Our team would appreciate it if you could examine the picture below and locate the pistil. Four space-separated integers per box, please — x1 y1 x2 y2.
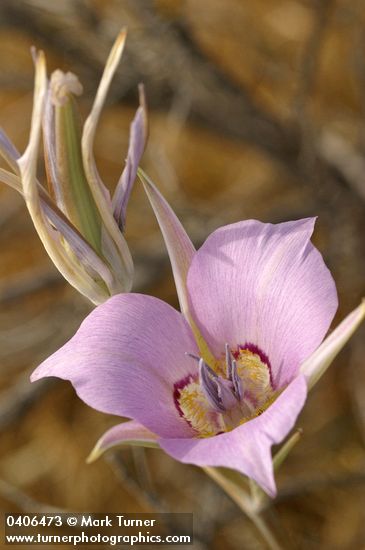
176 343 274 437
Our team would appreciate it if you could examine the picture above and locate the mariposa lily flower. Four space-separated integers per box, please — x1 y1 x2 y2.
30 174 365 496
0 30 147 304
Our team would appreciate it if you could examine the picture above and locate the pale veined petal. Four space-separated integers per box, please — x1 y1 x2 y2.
31 293 198 438
187 218 338 388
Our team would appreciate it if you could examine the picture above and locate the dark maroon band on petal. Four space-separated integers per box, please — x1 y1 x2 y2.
173 374 196 419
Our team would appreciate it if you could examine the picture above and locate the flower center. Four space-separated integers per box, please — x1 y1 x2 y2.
174 344 276 437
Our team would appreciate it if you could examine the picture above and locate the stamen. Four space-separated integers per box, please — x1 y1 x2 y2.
199 359 225 412
225 343 233 380
215 377 237 410
231 359 243 401
225 344 243 403
185 352 201 363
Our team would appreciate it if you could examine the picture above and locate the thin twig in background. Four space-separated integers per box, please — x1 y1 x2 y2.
318 131 365 202
0 375 54 432
262 468 365 509
352 5 365 153
293 0 333 174
0 478 67 512
131 447 156 499
105 451 166 513
0 268 63 305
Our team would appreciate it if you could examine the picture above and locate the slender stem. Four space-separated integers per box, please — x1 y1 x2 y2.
249 477 266 510
204 467 283 550
245 510 283 550
273 429 302 470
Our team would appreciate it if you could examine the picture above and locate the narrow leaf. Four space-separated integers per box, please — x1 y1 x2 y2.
301 301 365 390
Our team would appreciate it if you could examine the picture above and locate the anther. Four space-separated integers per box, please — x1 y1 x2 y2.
199 359 225 411
231 359 243 401
225 343 233 380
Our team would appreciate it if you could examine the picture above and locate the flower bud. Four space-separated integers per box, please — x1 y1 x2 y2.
0 30 147 305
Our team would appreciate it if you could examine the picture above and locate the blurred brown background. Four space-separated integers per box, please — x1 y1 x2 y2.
0 1 365 548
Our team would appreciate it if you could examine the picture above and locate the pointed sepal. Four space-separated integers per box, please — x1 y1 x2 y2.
86 420 159 463
301 301 365 390
138 168 195 319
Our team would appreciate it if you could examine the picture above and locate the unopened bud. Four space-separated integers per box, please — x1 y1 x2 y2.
46 69 102 252
50 70 83 106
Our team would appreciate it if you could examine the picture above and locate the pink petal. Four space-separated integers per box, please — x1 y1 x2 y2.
160 374 307 496
31 294 198 438
187 218 338 388
87 420 159 463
